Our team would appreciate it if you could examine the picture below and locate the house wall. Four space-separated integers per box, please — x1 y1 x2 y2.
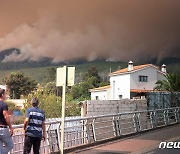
106 88 111 100
157 71 166 81
110 74 130 99
91 90 108 100
130 67 159 90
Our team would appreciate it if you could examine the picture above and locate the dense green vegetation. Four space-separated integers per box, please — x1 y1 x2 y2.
24 92 80 118
154 73 180 92
4 72 37 99
0 60 127 85
67 67 109 101
2 65 112 118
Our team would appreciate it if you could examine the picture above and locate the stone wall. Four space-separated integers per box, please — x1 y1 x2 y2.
83 99 147 117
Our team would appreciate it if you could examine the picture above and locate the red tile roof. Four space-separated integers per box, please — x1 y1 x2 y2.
130 89 168 93
109 64 161 76
130 89 153 93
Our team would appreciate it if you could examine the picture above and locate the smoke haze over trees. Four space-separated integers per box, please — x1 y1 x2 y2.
0 0 180 64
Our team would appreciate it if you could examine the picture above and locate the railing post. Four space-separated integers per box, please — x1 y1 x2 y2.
167 109 170 124
154 111 157 127
47 124 54 153
133 114 137 132
117 116 122 136
137 113 141 131
178 108 180 122
163 110 167 125
175 108 180 122
112 116 121 137
150 112 153 128
150 111 157 128
91 118 96 142
85 119 91 143
174 109 178 122
133 113 140 132
163 109 169 125
112 116 118 136
57 122 61 151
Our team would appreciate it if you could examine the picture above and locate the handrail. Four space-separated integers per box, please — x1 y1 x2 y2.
11 107 180 153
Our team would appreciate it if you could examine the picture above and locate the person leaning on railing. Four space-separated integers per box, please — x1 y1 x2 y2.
23 97 46 154
0 88 14 153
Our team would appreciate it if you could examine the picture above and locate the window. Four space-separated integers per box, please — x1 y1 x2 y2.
119 95 122 99
95 96 99 100
139 76 148 82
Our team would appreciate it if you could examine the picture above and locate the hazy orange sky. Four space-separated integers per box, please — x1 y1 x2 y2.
0 0 180 63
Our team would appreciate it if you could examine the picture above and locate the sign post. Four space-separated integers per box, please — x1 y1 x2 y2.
56 66 75 154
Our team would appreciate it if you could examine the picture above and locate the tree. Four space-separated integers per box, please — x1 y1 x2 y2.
44 81 62 95
83 67 101 86
3 72 37 99
67 66 105 101
24 92 80 118
154 73 180 92
44 67 56 83
68 77 97 101
98 81 110 87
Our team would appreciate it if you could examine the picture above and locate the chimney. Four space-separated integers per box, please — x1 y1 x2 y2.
161 64 166 73
128 61 133 71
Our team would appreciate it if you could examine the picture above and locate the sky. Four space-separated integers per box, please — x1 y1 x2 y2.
0 0 180 63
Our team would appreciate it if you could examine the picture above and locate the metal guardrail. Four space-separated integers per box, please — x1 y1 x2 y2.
11 107 180 153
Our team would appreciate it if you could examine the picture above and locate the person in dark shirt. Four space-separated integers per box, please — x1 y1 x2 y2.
23 97 46 154
0 88 13 154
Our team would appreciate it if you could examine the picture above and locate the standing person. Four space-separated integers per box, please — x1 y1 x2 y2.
0 88 13 154
23 97 46 154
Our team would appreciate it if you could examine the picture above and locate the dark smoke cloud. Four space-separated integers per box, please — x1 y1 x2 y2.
0 0 180 63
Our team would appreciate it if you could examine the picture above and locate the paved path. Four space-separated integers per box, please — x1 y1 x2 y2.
70 124 180 154
144 139 180 154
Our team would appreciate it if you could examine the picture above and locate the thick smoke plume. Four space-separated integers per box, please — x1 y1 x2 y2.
0 0 180 63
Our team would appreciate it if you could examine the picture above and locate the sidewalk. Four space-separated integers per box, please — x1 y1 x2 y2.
71 123 180 154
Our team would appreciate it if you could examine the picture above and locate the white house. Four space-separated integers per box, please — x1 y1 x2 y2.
90 61 166 100
89 85 111 100
0 85 25 108
0 85 7 90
